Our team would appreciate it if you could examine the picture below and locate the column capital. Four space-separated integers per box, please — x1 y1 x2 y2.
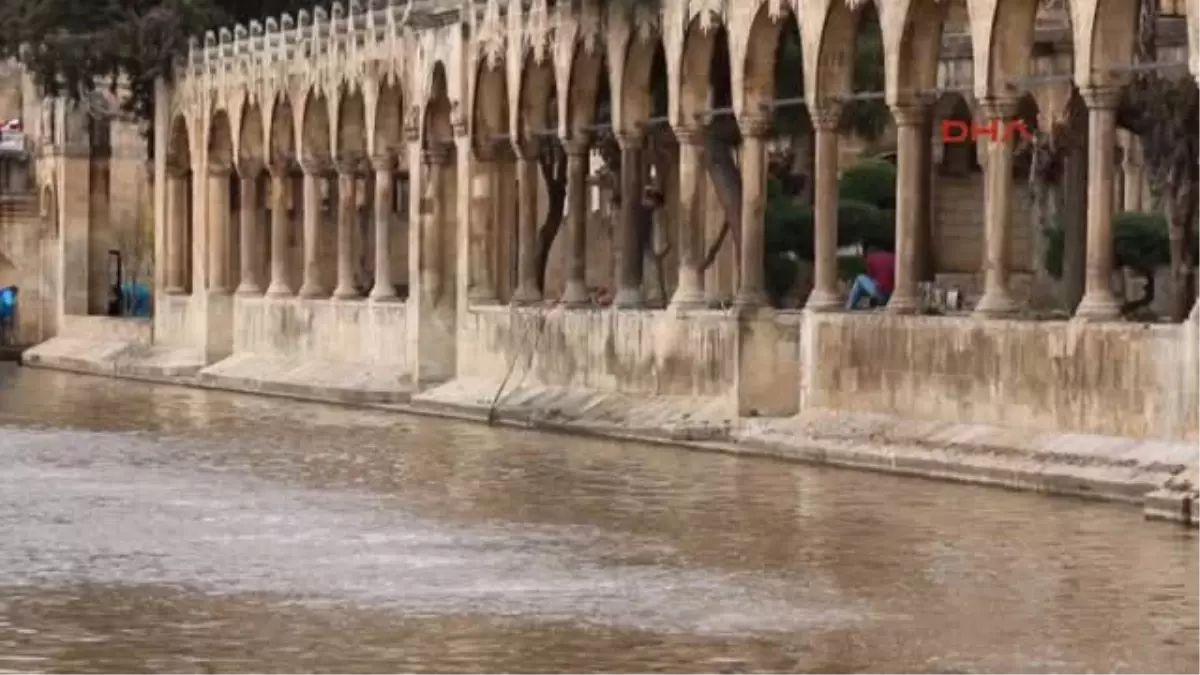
889 99 930 127
473 139 502 163
370 153 394 172
673 125 705 147
238 158 264 178
563 133 591 157
978 96 1020 121
267 159 296 178
1079 85 1123 110
298 156 331 176
166 160 190 178
513 136 541 161
423 141 453 166
335 153 367 176
738 115 771 139
616 129 644 150
809 101 843 131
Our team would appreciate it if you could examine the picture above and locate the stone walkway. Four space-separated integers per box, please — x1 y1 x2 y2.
20 335 1199 525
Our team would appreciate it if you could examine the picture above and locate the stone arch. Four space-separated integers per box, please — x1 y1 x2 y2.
564 43 607 135
375 78 404 157
169 113 192 172
239 102 266 166
890 0 953 105
809 0 881 104
167 113 194 294
517 52 557 141
269 93 295 164
425 62 453 144
742 4 802 113
979 0 1077 98
1076 0 1139 89
300 89 331 161
473 58 509 148
620 33 667 129
337 85 367 160
680 16 734 124
208 108 234 169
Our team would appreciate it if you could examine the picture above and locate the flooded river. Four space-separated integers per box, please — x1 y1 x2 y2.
0 364 1195 673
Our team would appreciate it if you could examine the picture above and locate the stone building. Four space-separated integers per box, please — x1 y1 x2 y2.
0 62 155 346
23 0 1200 448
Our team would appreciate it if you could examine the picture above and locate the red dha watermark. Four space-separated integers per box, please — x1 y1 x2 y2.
941 118 1034 144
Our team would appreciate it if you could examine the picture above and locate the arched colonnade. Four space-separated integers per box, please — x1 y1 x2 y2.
159 0 1199 321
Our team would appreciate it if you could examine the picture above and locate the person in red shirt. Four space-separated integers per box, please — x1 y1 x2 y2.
846 241 895 310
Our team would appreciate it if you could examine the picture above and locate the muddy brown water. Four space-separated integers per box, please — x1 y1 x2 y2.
0 364 1195 673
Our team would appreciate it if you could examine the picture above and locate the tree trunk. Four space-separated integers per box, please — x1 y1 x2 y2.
534 143 568 294
1121 266 1156 315
1167 187 1197 320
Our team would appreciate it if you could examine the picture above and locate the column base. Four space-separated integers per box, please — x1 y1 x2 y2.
297 284 326 299
333 286 362 301
613 287 643 308
804 288 842 313
265 283 293 298
973 288 1019 318
235 282 262 296
164 286 187 296
885 293 920 314
669 285 705 309
511 284 542 305
369 286 400 302
1074 291 1122 321
468 288 500 305
560 280 589 306
733 288 769 308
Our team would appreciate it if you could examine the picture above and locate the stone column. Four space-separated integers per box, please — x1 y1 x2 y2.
165 165 189 294
511 138 542 304
297 158 327 298
560 135 591 306
466 142 498 304
207 164 232 294
806 104 842 311
614 130 644 307
887 101 927 313
369 153 398 301
735 115 770 308
1075 86 1123 320
236 162 263 294
973 97 1020 318
492 145 516 300
423 141 452 303
333 156 362 300
265 161 292 297
915 110 934 282
671 125 705 308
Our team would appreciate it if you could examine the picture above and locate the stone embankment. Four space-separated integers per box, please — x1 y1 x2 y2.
22 329 1199 527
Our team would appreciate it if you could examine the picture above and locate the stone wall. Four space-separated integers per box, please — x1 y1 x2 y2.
232 296 409 372
457 306 739 400
58 313 151 345
803 312 1199 440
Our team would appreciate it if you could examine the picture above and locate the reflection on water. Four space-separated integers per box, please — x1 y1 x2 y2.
0 364 1195 673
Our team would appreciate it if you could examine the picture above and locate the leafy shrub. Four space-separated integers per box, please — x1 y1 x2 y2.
838 158 896 211
1043 211 1171 279
765 195 814 260
837 198 892 249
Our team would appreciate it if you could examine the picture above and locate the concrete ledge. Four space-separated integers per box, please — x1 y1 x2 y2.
734 411 1194 508
22 337 204 378
412 377 735 441
198 353 412 405
18 355 1197 527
